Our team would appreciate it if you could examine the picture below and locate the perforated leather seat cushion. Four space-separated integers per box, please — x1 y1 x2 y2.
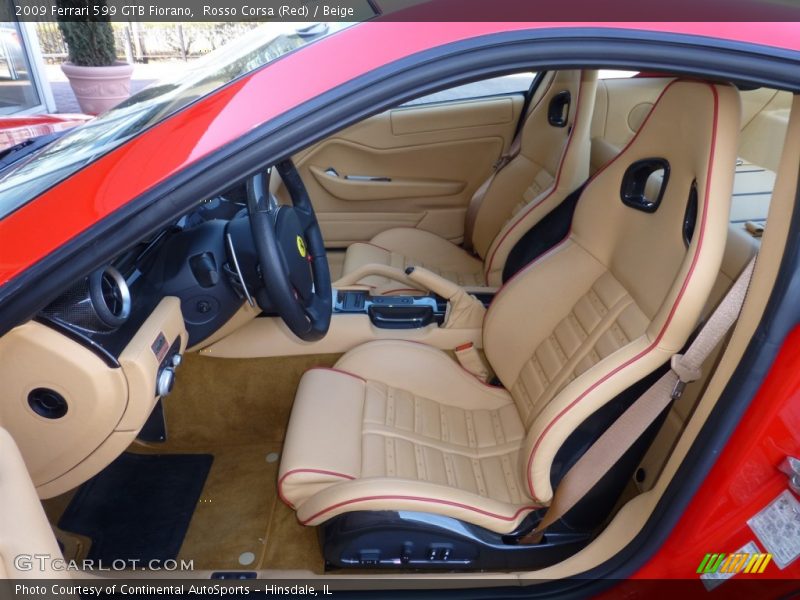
279 341 541 532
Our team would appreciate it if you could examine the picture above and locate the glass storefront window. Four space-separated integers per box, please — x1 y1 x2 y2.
0 21 41 114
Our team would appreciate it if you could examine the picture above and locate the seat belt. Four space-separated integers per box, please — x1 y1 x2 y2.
519 256 757 545
462 139 520 252
463 72 555 252
454 342 491 382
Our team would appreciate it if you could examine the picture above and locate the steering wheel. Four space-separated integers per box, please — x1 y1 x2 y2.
247 159 331 341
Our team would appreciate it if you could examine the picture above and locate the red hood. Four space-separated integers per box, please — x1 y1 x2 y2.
0 114 91 151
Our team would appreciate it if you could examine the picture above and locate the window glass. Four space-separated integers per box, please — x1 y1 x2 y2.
0 22 351 220
598 69 639 79
403 72 536 106
0 22 41 114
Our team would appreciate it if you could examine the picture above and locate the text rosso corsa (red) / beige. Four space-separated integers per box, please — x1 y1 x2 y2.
202 5 356 17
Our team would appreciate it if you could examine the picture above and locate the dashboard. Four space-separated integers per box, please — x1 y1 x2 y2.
0 191 261 498
38 192 255 366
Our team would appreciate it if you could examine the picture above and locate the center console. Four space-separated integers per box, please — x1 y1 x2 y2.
334 290 492 329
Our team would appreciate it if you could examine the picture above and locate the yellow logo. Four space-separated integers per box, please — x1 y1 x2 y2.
697 552 772 575
296 235 307 258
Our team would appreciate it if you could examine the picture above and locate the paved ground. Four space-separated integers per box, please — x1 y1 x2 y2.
45 61 191 113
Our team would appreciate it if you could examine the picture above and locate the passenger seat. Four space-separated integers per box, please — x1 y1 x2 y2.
336 70 599 291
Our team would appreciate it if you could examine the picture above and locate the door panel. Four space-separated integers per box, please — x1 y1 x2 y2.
291 95 524 247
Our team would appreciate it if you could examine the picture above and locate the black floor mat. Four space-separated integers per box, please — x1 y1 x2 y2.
59 452 213 563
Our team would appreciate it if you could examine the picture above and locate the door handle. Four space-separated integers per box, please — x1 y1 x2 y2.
344 174 392 182
310 165 464 200
322 167 391 182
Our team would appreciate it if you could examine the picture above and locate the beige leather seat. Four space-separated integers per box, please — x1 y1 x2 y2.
280 81 740 533
338 70 599 291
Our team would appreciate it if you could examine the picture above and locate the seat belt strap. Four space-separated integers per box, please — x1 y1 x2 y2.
454 342 490 382
519 256 756 544
462 133 522 253
463 72 556 252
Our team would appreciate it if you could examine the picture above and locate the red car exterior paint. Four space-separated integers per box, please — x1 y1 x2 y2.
630 326 800 587
1 22 799 286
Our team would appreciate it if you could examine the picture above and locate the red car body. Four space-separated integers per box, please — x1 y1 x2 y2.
0 15 798 592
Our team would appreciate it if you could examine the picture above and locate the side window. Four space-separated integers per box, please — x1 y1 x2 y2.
403 72 537 107
598 70 639 79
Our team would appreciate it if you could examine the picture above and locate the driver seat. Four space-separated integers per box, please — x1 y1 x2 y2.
278 81 740 535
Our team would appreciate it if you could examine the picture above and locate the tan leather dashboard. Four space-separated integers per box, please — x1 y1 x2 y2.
0 297 187 498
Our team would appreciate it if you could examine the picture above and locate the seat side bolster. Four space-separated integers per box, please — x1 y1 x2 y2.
295 478 541 534
524 338 669 503
0 428 63 577
482 72 598 285
278 368 366 509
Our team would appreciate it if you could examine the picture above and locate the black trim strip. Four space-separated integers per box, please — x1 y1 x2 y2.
34 315 121 369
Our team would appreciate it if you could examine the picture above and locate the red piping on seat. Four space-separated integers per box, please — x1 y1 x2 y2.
483 80 686 324
526 81 721 500
483 75 586 280
300 495 540 526
299 81 722 522
278 469 356 510
485 80 686 334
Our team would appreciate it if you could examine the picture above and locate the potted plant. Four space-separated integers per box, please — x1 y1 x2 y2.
57 9 133 115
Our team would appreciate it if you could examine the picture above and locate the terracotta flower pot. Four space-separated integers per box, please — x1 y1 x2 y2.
60 61 134 115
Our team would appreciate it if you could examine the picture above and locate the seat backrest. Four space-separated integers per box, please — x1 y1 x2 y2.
471 70 598 285
482 80 741 503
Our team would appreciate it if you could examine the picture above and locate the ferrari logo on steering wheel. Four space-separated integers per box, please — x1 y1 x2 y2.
296 235 307 258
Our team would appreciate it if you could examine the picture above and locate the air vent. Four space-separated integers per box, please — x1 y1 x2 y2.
28 388 68 419
101 271 124 315
89 266 131 329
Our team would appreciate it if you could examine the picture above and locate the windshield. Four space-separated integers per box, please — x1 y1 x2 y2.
0 22 349 220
